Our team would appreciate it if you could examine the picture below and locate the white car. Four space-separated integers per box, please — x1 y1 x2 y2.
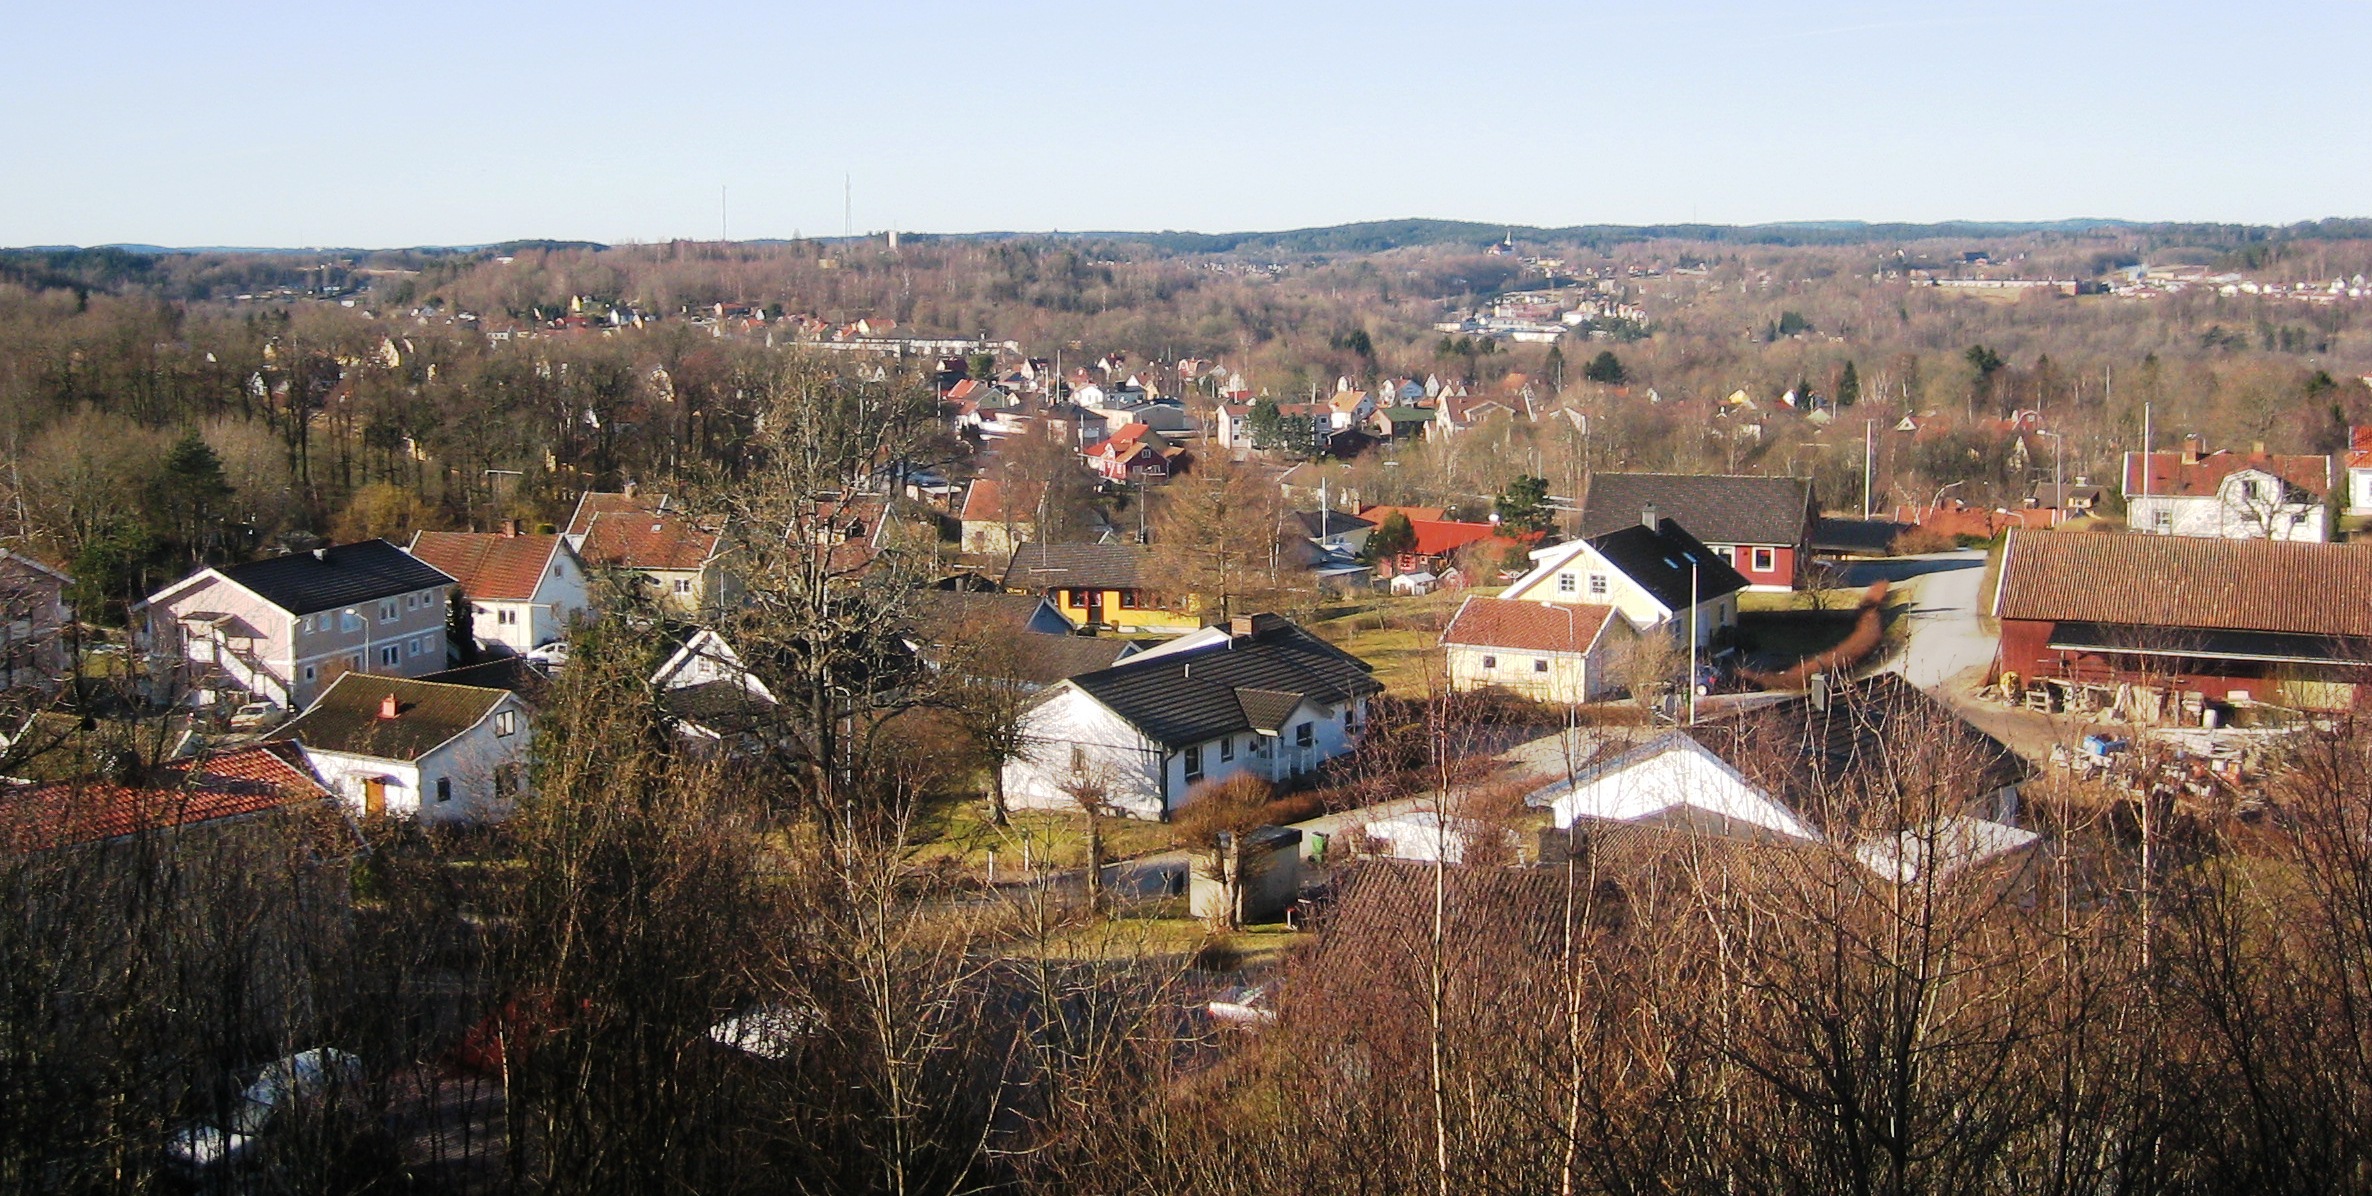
227 701 285 732
165 1048 363 1171
523 641 570 668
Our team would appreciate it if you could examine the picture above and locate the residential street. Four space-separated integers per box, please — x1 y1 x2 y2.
1836 550 1996 689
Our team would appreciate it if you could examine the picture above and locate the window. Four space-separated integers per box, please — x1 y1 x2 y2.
494 764 518 796
473 605 489 617
673 578 693 595
1344 706 1359 735
497 609 518 626
435 777 452 803
1119 589 1141 609
494 709 519 737
350 654 364 672
1294 723 1315 748
2241 479 2262 500
2152 509 2172 530
1482 654 1498 669
341 611 362 633
407 638 421 657
379 645 401 667
302 664 317 683
1184 744 1204 781
379 600 398 622
1219 737 1235 762
1751 547 1776 573
405 593 418 610
1070 745 1087 774
1588 573 1608 596
1534 658 1550 673
1557 573 1576 594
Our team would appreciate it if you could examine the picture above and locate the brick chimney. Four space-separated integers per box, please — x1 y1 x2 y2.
2181 435 2205 466
500 519 520 537
378 693 401 720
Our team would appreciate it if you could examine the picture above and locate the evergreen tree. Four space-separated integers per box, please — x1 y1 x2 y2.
1363 511 1417 564
151 432 234 567
1495 475 1554 534
1583 350 1628 385
1836 360 1861 407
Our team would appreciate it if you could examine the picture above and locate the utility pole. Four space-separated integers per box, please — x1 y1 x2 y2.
1686 563 1699 728
1863 418 1875 520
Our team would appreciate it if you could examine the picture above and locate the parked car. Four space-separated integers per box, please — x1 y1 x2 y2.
227 701 285 732
164 1048 363 1172
523 641 569 668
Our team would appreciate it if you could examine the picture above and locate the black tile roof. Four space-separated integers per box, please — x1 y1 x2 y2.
1585 519 1751 610
1288 510 1376 539
279 673 509 762
1062 617 1381 749
1577 473 1813 547
1811 517 1913 555
219 540 455 616
1001 542 1150 591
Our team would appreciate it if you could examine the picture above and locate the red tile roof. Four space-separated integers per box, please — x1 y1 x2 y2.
960 478 1046 523
2123 448 2331 498
1357 505 1448 523
577 512 722 572
0 743 333 853
1441 597 1617 653
1992 528 2372 638
408 531 569 602
565 490 669 537
2349 426 2372 470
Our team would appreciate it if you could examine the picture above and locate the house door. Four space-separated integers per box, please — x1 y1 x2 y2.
361 776 386 818
1078 590 1102 624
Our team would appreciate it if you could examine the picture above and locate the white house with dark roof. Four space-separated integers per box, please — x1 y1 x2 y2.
1500 513 1747 648
278 673 531 823
141 541 457 709
1001 614 1382 818
1574 473 1816 591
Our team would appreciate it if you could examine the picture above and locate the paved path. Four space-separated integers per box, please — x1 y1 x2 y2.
1840 550 1996 690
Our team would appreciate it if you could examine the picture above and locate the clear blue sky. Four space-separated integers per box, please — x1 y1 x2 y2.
9 1 2368 247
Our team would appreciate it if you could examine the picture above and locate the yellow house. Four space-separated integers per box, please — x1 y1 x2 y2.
1001 543 1202 636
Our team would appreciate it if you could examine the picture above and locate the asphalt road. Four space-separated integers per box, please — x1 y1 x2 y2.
1838 550 1997 691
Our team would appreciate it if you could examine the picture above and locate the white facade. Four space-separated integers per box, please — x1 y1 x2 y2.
2127 467 2329 541
299 695 532 825
1442 622 1634 705
1530 733 1817 839
1502 542 1736 649
1002 682 1367 820
143 573 454 708
2351 463 2372 517
472 557 590 655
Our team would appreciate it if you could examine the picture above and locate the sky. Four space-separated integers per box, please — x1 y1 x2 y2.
7 1 2369 248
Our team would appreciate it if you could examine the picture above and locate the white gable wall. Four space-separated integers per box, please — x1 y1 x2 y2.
1503 543 1733 648
1540 738 1816 840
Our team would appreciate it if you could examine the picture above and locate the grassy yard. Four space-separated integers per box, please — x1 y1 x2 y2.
909 793 1179 872
1305 587 1494 696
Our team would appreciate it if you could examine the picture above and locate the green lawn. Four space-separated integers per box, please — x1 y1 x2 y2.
909 793 1179 872
1306 587 1493 696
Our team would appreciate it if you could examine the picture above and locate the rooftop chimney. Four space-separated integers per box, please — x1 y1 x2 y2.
2181 435 2205 466
312 547 328 561
1230 615 1256 637
1641 501 1659 530
622 480 639 498
378 693 401 720
1809 672 1830 712
500 519 520 537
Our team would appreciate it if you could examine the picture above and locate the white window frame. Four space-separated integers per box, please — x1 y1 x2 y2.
1183 744 1204 782
495 709 518 737
1534 658 1550 673
1557 573 1576 594
379 600 399 622
1588 573 1608 596
379 645 401 667
1219 737 1235 763
1751 546 1776 573
1481 654 1498 669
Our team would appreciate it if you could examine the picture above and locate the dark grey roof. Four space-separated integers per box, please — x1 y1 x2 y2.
1288 510 1375 539
279 674 507 762
1586 519 1751 609
1578 473 1813 547
1063 616 1381 749
1001 542 1149 591
422 657 550 697
1811 517 1913 555
218 540 454 616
